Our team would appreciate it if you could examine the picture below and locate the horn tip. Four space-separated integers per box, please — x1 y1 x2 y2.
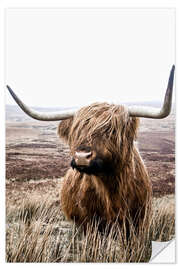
171 65 175 74
168 65 175 90
6 85 12 92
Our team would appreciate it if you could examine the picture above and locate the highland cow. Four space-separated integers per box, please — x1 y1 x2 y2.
58 103 152 236
7 66 175 238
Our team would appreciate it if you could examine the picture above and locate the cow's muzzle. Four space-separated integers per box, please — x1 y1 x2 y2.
70 152 110 175
74 151 92 166
71 151 93 174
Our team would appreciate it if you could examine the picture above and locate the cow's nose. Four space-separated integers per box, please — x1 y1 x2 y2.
74 151 92 166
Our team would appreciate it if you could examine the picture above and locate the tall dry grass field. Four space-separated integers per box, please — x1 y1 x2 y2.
6 195 175 263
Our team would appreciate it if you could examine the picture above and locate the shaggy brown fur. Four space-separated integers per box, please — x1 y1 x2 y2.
58 103 152 235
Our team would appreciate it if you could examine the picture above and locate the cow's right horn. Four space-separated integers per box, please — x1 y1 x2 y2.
6 85 77 121
128 65 175 119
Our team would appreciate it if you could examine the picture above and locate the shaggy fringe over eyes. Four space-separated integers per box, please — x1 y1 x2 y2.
68 103 140 155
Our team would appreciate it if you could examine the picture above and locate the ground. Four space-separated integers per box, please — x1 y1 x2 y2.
5 105 175 262
6 105 175 206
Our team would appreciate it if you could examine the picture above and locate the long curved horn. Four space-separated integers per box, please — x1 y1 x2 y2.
128 65 175 118
6 85 77 121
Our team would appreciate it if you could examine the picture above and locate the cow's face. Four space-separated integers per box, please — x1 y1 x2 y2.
58 103 139 175
70 139 114 175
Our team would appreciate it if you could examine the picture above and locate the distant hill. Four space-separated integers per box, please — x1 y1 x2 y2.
6 102 175 122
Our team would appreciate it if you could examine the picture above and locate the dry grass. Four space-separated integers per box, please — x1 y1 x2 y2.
6 195 175 263
151 196 175 241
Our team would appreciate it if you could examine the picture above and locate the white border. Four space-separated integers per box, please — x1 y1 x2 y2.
0 6 5 265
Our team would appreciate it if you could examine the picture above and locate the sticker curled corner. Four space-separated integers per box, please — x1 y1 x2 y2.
150 239 175 263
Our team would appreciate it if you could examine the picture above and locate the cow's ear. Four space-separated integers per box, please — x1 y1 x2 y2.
58 117 74 143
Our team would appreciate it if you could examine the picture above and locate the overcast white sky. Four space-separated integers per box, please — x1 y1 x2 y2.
5 8 175 108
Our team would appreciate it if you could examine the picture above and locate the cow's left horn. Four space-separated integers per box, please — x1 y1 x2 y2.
6 85 77 121
128 65 175 119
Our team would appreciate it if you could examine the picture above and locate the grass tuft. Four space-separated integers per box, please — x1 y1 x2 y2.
6 196 175 263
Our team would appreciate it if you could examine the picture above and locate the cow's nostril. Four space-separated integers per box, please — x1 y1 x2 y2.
86 152 92 159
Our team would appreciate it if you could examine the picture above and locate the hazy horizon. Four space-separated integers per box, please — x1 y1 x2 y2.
6 99 176 112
